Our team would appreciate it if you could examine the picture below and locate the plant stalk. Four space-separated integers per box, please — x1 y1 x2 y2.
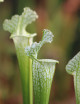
32 59 58 104
13 36 34 104
74 68 80 104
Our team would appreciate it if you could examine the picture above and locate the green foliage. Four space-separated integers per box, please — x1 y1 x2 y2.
32 59 58 104
3 7 38 104
66 52 80 104
66 52 80 75
25 29 54 59
25 29 58 104
3 7 38 37
3 6 58 104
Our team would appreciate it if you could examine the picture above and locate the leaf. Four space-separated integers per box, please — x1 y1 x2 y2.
21 7 38 29
25 29 54 58
66 52 80 75
3 7 38 104
66 51 80 104
42 29 54 43
3 7 38 37
3 15 19 34
33 59 58 104
25 29 58 104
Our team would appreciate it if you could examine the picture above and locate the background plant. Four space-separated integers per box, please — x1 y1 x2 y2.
0 0 80 103
3 7 38 104
66 52 80 104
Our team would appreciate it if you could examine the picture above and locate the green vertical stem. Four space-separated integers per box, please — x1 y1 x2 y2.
74 67 80 104
28 36 33 104
29 58 33 104
32 59 58 104
74 74 78 104
12 35 35 104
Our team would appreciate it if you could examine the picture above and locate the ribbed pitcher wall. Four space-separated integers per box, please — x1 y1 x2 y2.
32 59 58 104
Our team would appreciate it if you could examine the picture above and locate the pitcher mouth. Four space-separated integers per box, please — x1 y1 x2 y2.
10 33 37 39
37 59 59 63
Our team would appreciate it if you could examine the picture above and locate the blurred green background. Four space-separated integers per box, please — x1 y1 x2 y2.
0 0 80 104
